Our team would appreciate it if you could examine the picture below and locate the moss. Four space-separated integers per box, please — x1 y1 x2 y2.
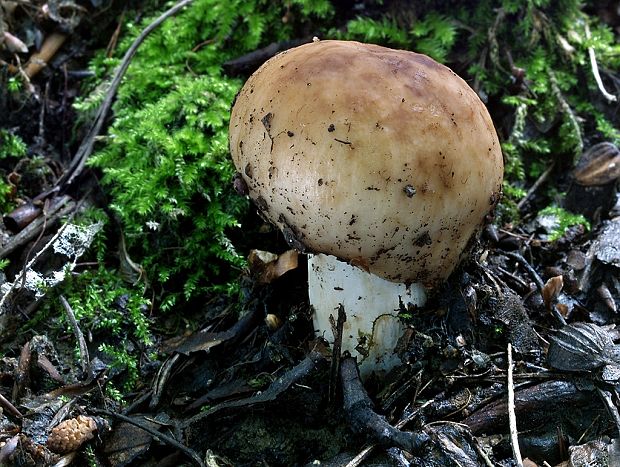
338 12 457 62
82 0 335 306
61 0 618 392
0 129 27 159
79 0 619 305
53 0 338 391
0 129 28 212
538 205 590 241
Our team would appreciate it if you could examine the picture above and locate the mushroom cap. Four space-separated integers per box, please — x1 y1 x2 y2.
229 40 503 286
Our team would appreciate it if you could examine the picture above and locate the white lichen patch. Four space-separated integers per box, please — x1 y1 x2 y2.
53 223 103 259
0 222 103 315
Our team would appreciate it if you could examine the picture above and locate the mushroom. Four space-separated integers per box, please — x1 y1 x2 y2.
229 40 503 378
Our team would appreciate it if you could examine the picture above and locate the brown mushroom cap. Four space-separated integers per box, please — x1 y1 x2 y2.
229 40 503 286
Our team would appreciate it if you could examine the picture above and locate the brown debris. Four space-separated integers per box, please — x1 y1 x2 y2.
462 380 600 435
23 32 67 79
248 249 299 283
564 143 620 221
46 415 97 453
573 142 620 186
542 275 563 310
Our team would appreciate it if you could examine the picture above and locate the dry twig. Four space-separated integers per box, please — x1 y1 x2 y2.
340 357 429 454
0 195 74 259
0 391 22 419
0 206 75 312
507 343 523 467
56 0 195 189
516 161 556 211
23 32 67 79
329 304 346 404
59 295 90 376
345 399 434 467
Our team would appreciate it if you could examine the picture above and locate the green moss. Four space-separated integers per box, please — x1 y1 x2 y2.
339 12 457 62
0 130 28 212
91 75 247 301
83 0 336 305
0 130 27 159
59 267 152 389
538 205 590 241
79 0 618 305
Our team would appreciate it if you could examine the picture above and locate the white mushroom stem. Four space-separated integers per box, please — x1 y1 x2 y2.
308 253 427 379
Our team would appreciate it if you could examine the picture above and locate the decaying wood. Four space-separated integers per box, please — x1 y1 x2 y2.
329 304 346 405
462 380 598 434
340 356 428 454
0 195 74 260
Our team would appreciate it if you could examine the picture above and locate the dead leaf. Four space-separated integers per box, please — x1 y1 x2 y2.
547 322 619 372
542 275 563 310
574 142 620 186
102 417 161 467
248 249 298 283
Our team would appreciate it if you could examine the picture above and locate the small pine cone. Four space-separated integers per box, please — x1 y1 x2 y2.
46 415 97 454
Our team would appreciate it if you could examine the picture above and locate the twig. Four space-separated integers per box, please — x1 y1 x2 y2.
496 266 530 293
502 249 567 326
345 399 434 467
502 251 544 292
0 195 74 259
472 436 496 467
105 9 126 58
585 23 617 103
12 341 30 401
516 161 556 210
20 199 50 291
23 32 67 79
150 354 181 410
549 71 583 158
0 207 75 312
49 399 76 429
94 409 206 467
59 295 90 376
487 8 506 73
507 343 523 467
329 304 346 404
340 357 429 454
0 391 22 419
222 37 311 75
183 352 324 425
345 444 375 467
56 0 195 189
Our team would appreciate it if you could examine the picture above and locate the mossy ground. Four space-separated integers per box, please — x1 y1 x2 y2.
0 0 618 464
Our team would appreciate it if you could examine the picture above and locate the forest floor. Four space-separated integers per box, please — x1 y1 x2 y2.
0 1 620 466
